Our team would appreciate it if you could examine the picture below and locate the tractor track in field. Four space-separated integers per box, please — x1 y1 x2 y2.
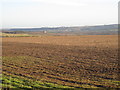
2 35 119 88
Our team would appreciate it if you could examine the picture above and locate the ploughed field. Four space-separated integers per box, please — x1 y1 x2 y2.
2 35 119 88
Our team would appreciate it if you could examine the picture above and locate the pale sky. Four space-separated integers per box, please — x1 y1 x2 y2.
1 0 119 28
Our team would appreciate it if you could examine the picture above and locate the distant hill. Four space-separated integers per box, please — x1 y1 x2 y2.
2 24 118 35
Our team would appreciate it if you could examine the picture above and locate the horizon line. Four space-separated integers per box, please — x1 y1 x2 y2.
1 23 118 29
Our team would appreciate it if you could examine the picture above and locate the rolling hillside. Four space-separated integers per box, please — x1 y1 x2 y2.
2 24 118 35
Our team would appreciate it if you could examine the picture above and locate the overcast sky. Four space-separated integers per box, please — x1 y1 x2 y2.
1 0 119 28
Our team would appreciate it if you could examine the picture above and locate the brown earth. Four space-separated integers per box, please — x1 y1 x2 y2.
2 35 119 88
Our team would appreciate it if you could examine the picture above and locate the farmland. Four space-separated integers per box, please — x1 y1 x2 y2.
2 35 119 89
0 32 34 37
